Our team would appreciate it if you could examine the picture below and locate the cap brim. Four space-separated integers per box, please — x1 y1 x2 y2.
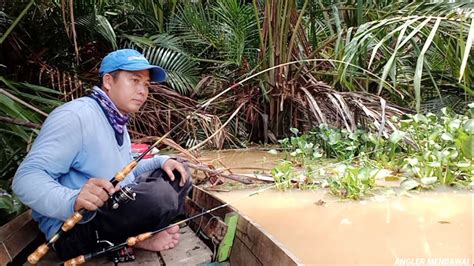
120 63 167 83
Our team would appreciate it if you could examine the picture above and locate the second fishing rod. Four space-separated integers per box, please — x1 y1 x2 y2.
61 185 273 266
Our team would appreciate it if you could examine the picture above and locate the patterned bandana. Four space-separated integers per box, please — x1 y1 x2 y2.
89 86 129 135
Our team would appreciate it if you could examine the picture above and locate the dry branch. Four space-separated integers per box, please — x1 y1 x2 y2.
186 162 254 184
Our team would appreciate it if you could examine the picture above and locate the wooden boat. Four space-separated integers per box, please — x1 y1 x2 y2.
0 186 302 265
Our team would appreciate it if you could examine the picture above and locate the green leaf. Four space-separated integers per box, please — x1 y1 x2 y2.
389 130 407 144
459 17 474 82
464 119 474 133
414 17 441 113
456 161 471 168
140 46 199 94
267 149 278 155
448 119 461 131
77 14 117 49
0 195 13 211
456 131 473 159
413 114 428 124
401 179 420 191
290 128 299 135
441 133 453 141
420 176 437 185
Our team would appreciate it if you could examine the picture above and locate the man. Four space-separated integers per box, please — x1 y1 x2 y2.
12 49 192 260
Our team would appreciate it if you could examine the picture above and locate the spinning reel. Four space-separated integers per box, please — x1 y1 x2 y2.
107 186 136 210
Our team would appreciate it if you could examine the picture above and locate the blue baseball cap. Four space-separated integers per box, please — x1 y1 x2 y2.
99 49 167 83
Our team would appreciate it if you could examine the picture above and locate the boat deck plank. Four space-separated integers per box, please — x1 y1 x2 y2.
160 226 213 266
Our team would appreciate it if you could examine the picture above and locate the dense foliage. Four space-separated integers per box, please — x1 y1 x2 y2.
0 0 473 220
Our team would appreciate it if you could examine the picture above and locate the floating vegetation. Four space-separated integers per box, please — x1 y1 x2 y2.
327 166 376 200
272 104 474 199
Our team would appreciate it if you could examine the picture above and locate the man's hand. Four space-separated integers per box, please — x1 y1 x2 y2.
162 159 188 187
74 178 116 211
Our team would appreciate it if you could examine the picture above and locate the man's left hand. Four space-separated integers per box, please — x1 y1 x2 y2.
162 159 188 187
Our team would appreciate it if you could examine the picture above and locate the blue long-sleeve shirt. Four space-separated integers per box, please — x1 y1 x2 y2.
12 96 169 240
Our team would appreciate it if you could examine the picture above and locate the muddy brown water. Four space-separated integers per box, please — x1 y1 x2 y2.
199 150 473 265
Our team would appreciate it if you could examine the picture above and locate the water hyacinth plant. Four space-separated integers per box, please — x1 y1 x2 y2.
397 106 473 187
278 128 323 165
272 104 474 198
327 166 376 200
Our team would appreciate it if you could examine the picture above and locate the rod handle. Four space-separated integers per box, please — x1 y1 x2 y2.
64 255 86 266
114 160 137 182
27 243 49 264
127 232 152 246
61 211 84 232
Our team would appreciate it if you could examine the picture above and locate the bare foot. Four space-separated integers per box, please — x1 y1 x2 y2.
135 225 180 251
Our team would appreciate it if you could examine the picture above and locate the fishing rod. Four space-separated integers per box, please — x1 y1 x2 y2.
28 88 230 262
62 147 386 265
29 57 394 264
62 185 274 266
27 134 169 264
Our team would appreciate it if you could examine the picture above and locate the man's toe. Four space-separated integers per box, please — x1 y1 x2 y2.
166 225 180 234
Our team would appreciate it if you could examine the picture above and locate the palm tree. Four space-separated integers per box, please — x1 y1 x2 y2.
305 1 474 112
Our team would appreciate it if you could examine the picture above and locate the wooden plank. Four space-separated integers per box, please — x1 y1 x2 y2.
0 210 34 241
0 244 11 265
229 238 262 266
160 226 212 266
131 250 161 265
0 210 41 265
4 219 38 263
235 214 302 266
191 187 303 266
191 187 230 219
184 198 228 243
217 212 238 262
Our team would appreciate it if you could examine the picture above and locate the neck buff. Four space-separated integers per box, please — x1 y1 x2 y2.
89 86 129 145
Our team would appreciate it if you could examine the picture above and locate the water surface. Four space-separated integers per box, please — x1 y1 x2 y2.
201 150 473 265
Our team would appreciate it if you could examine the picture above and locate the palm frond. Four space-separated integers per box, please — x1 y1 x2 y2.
149 34 185 52
338 8 474 108
142 46 199 95
120 33 199 95
0 77 60 183
213 0 259 66
169 2 218 50
76 14 117 49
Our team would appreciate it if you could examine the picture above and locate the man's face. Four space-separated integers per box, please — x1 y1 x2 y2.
102 70 150 114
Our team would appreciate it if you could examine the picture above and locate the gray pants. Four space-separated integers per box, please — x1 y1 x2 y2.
54 168 193 260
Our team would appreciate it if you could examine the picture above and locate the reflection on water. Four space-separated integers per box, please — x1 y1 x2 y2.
201 150 473 265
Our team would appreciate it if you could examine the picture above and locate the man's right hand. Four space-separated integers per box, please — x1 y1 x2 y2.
74 178 115 211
